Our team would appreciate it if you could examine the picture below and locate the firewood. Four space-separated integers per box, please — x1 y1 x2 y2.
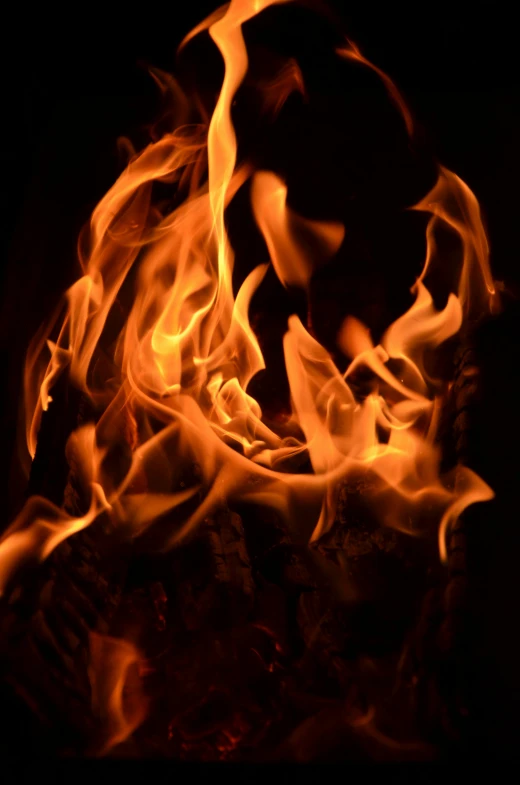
402 333 483 743
242 504 317 591
318 479 401 566
0 382 129 753
173 505 254 632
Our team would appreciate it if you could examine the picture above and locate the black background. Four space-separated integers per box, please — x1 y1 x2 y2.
2 0 520 760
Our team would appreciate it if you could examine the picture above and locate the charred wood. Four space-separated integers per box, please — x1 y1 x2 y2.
0 380 129 754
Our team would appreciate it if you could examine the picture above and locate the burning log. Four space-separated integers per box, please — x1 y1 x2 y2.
451 342 482 465
317 480 401 567
0 520 131 753
437 336 483 732
174 506 255 631
316 478 436 658
0 375 133 753
109 506 294 760
400 331 488 744
240 504 317 593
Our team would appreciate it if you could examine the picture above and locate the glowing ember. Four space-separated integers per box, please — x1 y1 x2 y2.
0 0 498 754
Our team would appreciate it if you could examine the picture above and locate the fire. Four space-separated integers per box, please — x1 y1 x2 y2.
88 632 149 756
1 0 497 753
251 170 345 290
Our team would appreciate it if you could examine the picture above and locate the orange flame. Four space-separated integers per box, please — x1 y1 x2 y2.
413 165 498 319
252 171 345 290
3 0 496 583
88 632 148 755
337 39 414 137
1 0 497 743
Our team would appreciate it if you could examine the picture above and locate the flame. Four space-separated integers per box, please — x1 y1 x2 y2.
337 39 414 137
251 171 345 290
5 0 496 595
88 632 148 755
0 425 109 596
2 0 498 748
256 56 306 119
413 165 498 319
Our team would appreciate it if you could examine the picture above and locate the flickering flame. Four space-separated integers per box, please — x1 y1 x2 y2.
89 632 149 755
251 171 345 290
1 0 497 751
